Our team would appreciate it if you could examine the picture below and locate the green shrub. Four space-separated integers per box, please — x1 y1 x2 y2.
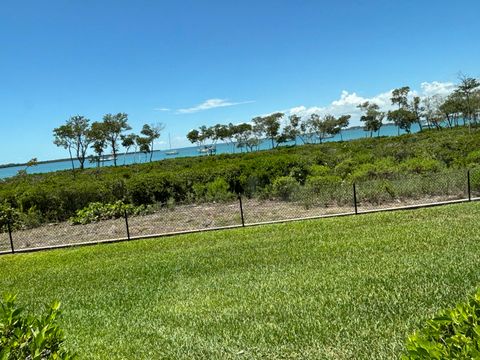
193 178 235 203
466 149 480 166
399 157 443 174
271 176 299 201
309 164 330 177
403 290 480 359
0 126 479 224
0 293 76 359
0 202 21 232
305 175 342 194
70 201 152 225
288 163 309 184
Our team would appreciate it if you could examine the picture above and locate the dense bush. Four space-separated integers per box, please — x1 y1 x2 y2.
70 201 152 225
0 293 76 359
0 126 478 225
403 290 480 359
0 202 20 232
271 176 300 201
193 178 236 203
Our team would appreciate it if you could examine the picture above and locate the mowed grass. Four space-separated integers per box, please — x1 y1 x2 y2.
2 203 480 359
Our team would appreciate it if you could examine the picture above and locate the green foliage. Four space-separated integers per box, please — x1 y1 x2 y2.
0 293 75 359
403 290 480 359
192 178 235 203
399 157 443 174
1 126 480 227
0 202 20 232
466 149 480 165
70 201 151 225
271 176 299 201
308 164 330 177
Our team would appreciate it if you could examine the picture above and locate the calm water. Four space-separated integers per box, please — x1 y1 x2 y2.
0 124 420 179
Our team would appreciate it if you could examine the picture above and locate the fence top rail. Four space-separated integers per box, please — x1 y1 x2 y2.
1 169 478 256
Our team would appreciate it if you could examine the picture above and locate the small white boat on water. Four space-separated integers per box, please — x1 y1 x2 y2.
165 133 179 156
101 156 115 162
198 146 216 154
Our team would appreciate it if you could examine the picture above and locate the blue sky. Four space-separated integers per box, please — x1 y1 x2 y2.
1 0 479 163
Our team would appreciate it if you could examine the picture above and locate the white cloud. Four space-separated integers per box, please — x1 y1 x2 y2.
154 107 171 112
177 98 255 114
287 81 455 124
420 81 456 97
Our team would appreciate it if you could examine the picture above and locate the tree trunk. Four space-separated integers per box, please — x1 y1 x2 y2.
112 142 117 166
68 147 75 171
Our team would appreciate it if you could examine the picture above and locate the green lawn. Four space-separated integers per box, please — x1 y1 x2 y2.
1 203 480 359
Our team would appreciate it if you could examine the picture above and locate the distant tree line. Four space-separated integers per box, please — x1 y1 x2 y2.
53 113 164 170
187 76 480 152
187 113 352 153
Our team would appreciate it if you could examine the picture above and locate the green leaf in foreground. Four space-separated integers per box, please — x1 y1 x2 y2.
404 290 480 359
0 293 76 360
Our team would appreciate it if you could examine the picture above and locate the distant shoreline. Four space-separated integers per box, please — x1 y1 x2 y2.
0 123 399 169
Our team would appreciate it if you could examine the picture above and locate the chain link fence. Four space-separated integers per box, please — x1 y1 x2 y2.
356 169 470 212
0 231 11 254
1 169 478 254
126 200 243 238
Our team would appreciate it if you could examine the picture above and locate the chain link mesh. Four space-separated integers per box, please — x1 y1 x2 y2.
471 168 480 199
356 169 468 212
0 231 10 253
11 218 127 251
1 169 475 254
242 182 354 224
127 200 242 238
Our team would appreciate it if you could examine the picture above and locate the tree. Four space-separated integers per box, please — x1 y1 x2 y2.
439 94 463 128
422 95 443 130
136 136 151 162
336 115 351 141
454 75 480 126
252 112 283 148
298 117 315 144
121 133 138 165
187 129 201 148
412 96 424 131
233 123 254 152
391 86 410 109
358 102 384 137
17 158 38 177
223 123 237 152
388 86 416 133
89 121 108 167
53 125 76 171
388 108 417 133
281 114 302 145
140 123 165 162
307 114 338 143
102 113 131 166
53 115 92 170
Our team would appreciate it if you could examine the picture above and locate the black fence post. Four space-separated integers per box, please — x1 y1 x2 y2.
468 169 472 202
238 195 245 227
7 221 14 254
353 183 358 214
124 209 131 240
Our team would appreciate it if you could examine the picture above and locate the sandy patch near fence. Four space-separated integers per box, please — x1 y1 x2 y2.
0 194 467 252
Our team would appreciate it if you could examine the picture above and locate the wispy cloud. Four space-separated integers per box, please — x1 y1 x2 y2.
177 98 255 114
154 107 171 112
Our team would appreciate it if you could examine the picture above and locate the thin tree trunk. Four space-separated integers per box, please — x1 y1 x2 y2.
68 147 75 171
112 141 117 166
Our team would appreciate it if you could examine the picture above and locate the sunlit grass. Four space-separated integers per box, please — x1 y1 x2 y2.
1 203 480 359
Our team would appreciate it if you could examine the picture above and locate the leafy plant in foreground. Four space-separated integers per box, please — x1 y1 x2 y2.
69 200 152 225
403 289 480 359
0 293 76 359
